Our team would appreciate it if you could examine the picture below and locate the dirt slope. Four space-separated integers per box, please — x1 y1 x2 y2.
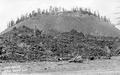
1 14 120 37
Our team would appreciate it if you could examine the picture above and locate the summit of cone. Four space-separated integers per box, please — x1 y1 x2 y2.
1 7 120 37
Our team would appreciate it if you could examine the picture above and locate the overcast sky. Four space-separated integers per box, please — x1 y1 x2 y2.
0 0 120 32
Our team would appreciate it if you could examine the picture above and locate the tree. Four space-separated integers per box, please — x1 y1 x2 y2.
16 18 20 24
49 6 53 13
37 8 41 15
8 20 15 27
42 10 46 14
32 10 37 16
29 13 32 18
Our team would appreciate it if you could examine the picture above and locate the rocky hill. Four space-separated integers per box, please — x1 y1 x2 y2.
0 25 120 62
0 7 120 62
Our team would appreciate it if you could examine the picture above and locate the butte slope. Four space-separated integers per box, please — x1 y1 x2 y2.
1 13 120 37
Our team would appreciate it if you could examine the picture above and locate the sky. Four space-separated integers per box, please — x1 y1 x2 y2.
0 0 120 32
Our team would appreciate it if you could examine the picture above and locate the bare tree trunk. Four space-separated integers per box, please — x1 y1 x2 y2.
34 25 37 37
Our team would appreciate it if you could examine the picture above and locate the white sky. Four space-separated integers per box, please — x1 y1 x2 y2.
0 0 120 32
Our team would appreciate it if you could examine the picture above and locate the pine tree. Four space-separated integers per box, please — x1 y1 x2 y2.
37 8 41 15
8 20 15 27
16 18 20 24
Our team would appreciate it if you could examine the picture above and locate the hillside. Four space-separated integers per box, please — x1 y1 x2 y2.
1 8 120 62
1 8 120 37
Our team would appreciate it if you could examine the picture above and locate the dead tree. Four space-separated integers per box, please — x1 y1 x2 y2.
34 25 37 37
105 46 111 59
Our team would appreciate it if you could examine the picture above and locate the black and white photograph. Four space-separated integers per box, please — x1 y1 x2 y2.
0 0 120 75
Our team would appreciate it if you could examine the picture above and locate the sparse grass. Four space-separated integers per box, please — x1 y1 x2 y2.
1 56 120 74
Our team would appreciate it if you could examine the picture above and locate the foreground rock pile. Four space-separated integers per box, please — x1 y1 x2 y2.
0 25 120 62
